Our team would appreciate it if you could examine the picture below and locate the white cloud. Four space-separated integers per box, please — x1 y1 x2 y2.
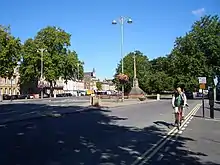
192 8 205 16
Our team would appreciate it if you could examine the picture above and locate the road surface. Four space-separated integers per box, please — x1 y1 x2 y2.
147 101 220 165
0 99 201 165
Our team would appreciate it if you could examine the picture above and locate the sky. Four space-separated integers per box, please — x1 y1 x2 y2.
0 0 220 80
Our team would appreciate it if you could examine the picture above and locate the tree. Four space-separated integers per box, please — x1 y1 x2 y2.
150 56 170 73
0 25 21 78
168 15 220 89
148 71 173 93
113 50 151 93
20 26 74 94
19 38 41 93
96 81 102 90
19 39 39 84
62 50 84 84
34 26 71 90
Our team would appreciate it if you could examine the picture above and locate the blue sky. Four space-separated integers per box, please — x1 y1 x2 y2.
1 0 219 79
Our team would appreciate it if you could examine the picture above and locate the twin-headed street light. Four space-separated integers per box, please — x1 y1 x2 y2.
112 18 132 25
112 16 133 101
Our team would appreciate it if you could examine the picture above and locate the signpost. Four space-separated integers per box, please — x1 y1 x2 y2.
198 77 206 118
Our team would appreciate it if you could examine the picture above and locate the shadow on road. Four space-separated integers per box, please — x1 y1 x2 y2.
0 103 218 165
153 121 174 129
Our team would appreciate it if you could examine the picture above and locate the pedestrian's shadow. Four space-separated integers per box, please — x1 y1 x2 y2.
153 121 174 129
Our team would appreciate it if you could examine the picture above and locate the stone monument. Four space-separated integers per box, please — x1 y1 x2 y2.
129 53 145 98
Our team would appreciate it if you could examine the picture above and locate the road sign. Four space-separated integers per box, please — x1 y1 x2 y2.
200 83 206 89
198 77 206 84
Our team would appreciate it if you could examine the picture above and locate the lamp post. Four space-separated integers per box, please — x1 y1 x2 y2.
37 48 47 99
112 16 132 101
77 63 80 96
10 75 16 101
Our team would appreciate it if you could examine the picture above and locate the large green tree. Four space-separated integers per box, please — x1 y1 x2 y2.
20 26 84 94
0 25 21 78
19 38 39 84
114 50 152 93
62 50 84 84
168 15 220 89
34 26 71 88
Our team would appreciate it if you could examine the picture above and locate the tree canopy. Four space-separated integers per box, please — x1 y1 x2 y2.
114 15 220 93
113 50 152 93
19 26 84 92
0 25 22 78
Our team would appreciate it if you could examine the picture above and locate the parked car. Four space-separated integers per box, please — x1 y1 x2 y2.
3 94 11 100
18 94 28 99
185 91 194 99
197 92 203 97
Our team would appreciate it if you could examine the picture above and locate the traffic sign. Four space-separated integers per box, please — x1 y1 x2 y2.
198 77 206 84
200 83 206 89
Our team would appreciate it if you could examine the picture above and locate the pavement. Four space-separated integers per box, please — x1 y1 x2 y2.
0 99 202 165
146 101 220 165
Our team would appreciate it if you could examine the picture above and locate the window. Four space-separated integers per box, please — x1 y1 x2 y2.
6 78 10 85
12 79 16 85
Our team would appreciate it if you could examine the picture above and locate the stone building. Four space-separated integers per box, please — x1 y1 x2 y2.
0 66 20 95
101 79 116 91
84 68 97 90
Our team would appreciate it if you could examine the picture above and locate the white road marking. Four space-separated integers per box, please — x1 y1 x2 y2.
132 104 201 165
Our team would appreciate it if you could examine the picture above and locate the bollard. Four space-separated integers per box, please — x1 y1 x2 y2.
90 96 93 106
209 87 215 119
157 94 160 101
54 93 56 98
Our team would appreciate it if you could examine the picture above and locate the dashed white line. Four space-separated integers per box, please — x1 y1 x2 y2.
178 130 183 134
181 127 186 131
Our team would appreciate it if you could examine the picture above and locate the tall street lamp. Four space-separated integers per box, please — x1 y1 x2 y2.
10 74 16 101
37 48 47 99
112 16 132 101
77 63 80 96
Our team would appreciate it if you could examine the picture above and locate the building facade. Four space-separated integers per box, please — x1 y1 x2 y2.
0 66 20 95
84 68 97 90
101 79 116 91
63 80 84 95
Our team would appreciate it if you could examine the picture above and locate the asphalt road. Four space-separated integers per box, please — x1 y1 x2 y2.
147 102 220 165
0 99 200 165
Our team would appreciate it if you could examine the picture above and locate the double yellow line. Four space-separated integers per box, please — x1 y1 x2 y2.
131 103 202 165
